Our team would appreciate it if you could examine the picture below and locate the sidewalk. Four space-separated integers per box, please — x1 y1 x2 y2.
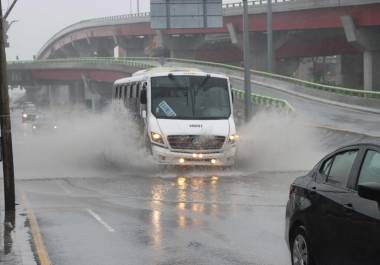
0 184 37 265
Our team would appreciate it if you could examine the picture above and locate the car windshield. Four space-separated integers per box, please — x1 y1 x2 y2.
151 75 231 119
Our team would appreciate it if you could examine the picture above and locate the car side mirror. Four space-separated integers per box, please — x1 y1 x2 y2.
140 90 147 105
358 182 380 202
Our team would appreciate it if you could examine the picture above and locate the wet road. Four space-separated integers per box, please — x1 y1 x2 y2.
18 170 297 265
6 101 379 265
230 78 380 137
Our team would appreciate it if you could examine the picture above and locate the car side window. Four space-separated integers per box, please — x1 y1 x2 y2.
358 150 380 186
326 150 358 188
321 157 333 175
318 157 333 183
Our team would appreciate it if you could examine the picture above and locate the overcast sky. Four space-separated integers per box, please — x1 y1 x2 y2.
3 0 238 60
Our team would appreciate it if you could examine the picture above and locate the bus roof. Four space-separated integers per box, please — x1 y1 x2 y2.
114 67 228 85
132 67 204 76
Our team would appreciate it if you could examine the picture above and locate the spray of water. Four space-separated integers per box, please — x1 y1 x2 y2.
13 103 157 180
12 103 334 180
237 111 325 172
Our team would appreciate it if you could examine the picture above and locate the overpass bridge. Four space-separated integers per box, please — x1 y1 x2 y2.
8 57 380 136
35 0 380 91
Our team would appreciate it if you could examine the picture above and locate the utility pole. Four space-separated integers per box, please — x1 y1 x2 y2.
0 1 16 212
243 0 252 122
267 0 274 73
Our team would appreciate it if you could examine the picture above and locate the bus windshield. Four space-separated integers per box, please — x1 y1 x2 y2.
151 75 231 119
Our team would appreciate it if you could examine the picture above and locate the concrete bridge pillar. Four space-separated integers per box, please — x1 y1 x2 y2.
363 51 380 91
69 81 85 105
48 84 71 107
341 16 380 91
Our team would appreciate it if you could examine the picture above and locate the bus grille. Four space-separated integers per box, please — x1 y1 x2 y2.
167 135 225 150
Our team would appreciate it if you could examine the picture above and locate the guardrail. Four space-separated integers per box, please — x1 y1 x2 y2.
232 89 295 113
7 57 154 70
7 57 295 112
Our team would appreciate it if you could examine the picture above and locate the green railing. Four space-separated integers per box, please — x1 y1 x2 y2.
232 89 294 112
8 57 155 69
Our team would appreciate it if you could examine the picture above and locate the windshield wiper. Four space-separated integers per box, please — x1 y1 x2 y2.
192 75 211 117
168 74 190 106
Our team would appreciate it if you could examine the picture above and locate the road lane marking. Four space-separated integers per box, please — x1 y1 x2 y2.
55 180 72 194
21 192 52 265
86 208 115 232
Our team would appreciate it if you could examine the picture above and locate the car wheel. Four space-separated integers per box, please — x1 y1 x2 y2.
291 227 313 265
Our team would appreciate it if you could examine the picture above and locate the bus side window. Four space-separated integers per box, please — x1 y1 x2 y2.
128 83 133 98
123 85 127 104
115 86 120 100
121 85 125 101
136 82 141 101
112 86 116 100
132 83 137 98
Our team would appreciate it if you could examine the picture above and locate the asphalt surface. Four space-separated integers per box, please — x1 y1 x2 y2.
17 170 295 265
230 78 380 137
2 92 379 265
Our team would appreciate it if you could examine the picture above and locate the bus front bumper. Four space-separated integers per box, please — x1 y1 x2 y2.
151 145 237 166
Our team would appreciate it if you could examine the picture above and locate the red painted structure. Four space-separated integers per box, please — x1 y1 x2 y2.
39 4 380 60
31 70 127 82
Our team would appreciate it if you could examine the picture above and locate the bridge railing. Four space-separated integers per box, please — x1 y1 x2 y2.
223 0 295 8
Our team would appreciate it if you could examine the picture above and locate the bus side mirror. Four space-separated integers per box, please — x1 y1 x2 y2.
140 90 147 105
231 90 234 102
141 110 147 119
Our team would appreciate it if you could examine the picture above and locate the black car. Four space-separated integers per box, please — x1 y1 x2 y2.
286 143 380 265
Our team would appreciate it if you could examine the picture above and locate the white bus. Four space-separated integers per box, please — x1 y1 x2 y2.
112 67 238 166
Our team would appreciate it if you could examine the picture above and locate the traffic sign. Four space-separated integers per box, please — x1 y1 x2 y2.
151 0 223 29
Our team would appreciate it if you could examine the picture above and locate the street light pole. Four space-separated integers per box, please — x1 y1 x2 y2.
0 1 16 212
136 0 140 13
267 0 274 73
243 0 252 122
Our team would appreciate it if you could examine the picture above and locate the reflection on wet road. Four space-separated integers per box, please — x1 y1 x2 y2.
18 170 296 265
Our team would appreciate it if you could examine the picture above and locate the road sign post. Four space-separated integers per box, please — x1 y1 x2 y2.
267 0 274 73
243 0 252 122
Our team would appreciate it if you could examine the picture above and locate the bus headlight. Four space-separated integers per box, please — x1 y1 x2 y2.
151 132 164 144
228 134 240 144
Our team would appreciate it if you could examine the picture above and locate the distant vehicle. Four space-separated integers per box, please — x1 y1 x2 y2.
21 102 37 123
286 143 380 265
31 112 58 133
112 67 238 166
